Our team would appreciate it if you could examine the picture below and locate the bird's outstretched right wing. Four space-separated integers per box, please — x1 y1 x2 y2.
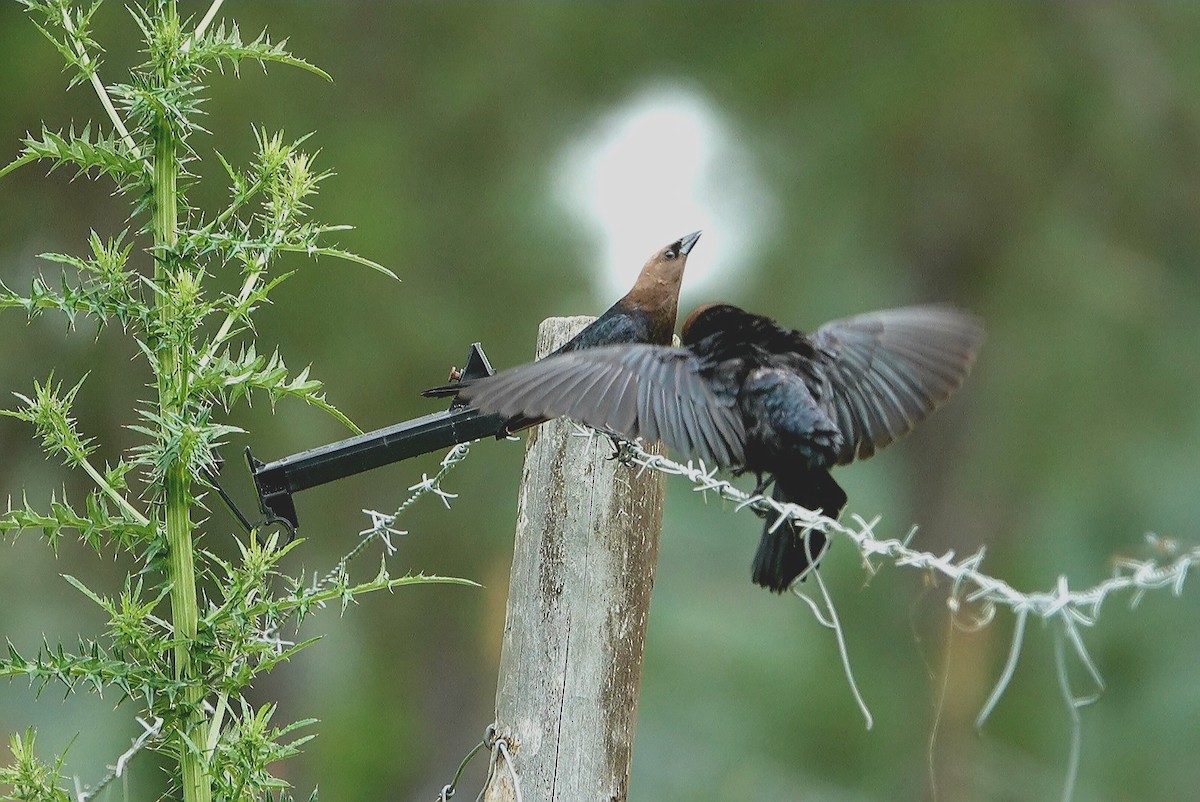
459 345 746 467
811 305 984 464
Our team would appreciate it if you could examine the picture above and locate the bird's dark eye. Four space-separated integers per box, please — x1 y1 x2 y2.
664 248 678 260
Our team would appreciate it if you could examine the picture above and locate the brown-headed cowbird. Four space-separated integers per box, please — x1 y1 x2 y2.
422 231 701 433
459 302 983 592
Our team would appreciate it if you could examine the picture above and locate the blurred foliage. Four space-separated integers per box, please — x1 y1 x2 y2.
2 3 1200 801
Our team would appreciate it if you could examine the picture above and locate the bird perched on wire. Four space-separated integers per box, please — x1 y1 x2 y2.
422 230 702 433
458 302 983 592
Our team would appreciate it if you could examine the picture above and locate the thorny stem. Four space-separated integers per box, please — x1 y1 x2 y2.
193 0 226 41
195 266 262 372
152 6 213 796
197 212 292 374
79 456 150 526
58 5 143 163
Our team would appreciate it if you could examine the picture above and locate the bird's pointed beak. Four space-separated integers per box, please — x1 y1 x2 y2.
678 230 702 256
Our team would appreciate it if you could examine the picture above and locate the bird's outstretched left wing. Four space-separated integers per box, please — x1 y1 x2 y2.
810 305 984 464
459 344 746 467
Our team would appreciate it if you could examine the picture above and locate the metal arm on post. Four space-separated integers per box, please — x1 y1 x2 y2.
242 343 504 535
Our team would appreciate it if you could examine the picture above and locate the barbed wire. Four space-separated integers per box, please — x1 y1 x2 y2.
242 441 474 660
71 716 162 802
320 441 473 591
606 431 1197 660
227 425 1196 802
582 429 1198 801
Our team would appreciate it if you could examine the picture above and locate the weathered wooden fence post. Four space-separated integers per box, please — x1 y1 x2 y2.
482 316 667 802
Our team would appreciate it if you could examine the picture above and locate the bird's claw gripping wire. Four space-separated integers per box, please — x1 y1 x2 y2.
604 434 640 465
752 474 775 497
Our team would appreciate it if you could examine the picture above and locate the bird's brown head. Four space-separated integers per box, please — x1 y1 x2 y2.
626 230 701 310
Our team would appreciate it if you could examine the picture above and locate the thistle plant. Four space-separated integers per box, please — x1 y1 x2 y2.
0 3 470 800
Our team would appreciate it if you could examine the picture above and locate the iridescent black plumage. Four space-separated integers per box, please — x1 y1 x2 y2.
461 302 983 592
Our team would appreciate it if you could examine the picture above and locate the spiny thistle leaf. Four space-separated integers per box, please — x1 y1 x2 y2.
127 404 243 485
275 243 398 282
3 374 97 468
0 231 148 329
210 703 318 800
0 490 155 554
0 125 147 187
188 22 333 82
19 0 105 93
0 727 72 802
0 637 174 705
195 345 361 434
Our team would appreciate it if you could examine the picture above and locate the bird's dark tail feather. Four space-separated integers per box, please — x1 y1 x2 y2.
752 470 847 593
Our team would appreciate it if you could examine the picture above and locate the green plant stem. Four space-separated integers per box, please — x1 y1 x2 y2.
79 457 150 526
196 266 262 372
58 5 142 162
166 462 207 801
153 63 212 802
193 0 226 41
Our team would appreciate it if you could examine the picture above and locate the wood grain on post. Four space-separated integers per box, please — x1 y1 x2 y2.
482 316 667 802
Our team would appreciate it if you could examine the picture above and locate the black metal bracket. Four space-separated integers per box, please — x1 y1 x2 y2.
244 343 504 534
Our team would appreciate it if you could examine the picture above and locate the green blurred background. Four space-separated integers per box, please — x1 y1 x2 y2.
3 4 1200 800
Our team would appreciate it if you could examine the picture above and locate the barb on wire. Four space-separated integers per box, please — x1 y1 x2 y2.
320 442 472 593
73 716 163 802
605 435 1198 755
251 443 474 664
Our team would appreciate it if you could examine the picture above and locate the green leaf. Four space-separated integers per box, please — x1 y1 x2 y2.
0 490 155 554
189 22 333 82
61 574 109 611
0 151 41 181
3 374 97 468
0 125 147 187
0 231 145 328
195 345 362 434
0 728 71 802
265 573 480 622
275 244 399 281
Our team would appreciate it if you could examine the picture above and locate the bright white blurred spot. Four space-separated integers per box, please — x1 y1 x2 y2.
556 85 771 300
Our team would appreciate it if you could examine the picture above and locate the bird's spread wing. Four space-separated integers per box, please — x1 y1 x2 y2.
459 345 746 466
810 305 984 464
